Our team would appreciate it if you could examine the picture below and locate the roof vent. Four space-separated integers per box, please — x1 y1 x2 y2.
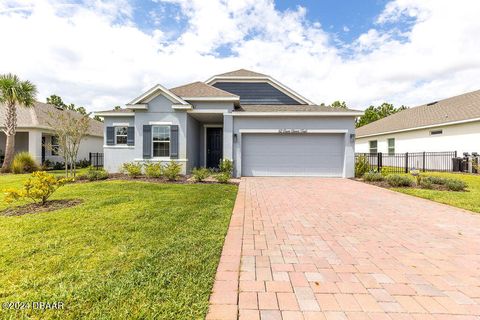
426 101 438 106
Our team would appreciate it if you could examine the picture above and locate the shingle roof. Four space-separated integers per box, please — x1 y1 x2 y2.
0 101 103 137
356 89 480 137
170 81 238 98
96 108 134 114
237 105 362 113
214 69 268 77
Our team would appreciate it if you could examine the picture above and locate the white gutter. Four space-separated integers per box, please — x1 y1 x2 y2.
231 111 364 117
356 117 480 138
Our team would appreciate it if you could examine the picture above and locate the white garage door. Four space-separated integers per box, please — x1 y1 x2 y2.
242 133 345 177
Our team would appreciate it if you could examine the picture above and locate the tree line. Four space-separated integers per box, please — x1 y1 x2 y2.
329 100 407 127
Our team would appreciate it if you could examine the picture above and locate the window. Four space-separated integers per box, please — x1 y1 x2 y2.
51 136 60 156
369 140 378 154
388 138 395 155
152 126 170 157
115 126 128 145
430 129 443 136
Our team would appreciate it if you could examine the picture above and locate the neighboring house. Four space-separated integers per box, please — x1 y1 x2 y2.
356 89 480 155
96 69 362 177
0 102 104 164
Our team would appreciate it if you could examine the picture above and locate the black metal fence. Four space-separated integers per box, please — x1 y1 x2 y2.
89 152 104 169
356 151 458 173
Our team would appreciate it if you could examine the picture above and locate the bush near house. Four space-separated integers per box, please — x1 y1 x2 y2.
163 161 182 181
192 167 210 182
80 166 109 181
363 172 384 182
121 162 143 178
11 152 38 174
144 162 163 178
355 155 369 178
215 159 233 183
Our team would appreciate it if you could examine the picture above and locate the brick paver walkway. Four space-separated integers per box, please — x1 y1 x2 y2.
206 178 480 320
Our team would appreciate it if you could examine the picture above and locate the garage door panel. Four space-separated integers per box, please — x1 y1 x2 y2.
242 133 345 177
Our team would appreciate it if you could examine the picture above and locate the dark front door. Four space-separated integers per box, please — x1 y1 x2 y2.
206 127 223 168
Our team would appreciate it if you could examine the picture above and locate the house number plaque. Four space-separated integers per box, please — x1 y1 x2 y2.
278 129 308 134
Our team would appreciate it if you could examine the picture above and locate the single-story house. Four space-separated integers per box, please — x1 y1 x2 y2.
0 102 104 165
356 89 480 155
96 69 362 178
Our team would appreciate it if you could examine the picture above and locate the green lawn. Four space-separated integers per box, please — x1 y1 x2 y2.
392 172 480 213
0 172 238 319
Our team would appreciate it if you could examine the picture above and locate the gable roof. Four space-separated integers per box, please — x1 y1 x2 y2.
214 69 268 77
170 81 239 98
127 83 189 106
356 89 480 138
0 101 103 137
205 69 315 105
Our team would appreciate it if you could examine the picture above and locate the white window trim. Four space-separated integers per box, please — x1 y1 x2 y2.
115 126 128 145
387 138 395 154
369 140 378 154
51 136 60 156
152 125 171 158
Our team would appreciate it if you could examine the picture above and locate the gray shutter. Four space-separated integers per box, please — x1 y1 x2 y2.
127 127 135 146
106 127 115 145
170 125 178 159
143 125 152 159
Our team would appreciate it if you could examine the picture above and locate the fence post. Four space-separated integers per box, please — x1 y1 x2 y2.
377 152 382 172
89 152 92 166
405 152 409 173
422 152 426 172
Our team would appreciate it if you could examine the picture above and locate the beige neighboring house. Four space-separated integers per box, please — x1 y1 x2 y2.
0 102 104 165
356 89 480 155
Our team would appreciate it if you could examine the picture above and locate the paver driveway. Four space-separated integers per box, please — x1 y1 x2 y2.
206 178 480 320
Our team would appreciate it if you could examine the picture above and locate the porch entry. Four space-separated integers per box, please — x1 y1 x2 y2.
206 127 223 168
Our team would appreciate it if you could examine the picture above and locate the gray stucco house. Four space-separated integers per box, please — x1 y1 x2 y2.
96 69 362 178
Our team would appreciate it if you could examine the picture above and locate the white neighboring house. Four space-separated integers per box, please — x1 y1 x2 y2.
0 102 104 165
356 90 480 156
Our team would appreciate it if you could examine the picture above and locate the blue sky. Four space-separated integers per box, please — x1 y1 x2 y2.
1 0 479 111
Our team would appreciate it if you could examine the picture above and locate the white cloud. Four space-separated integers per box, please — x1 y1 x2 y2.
0 0 479 111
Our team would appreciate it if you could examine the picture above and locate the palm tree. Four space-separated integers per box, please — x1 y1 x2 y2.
0 74 37 172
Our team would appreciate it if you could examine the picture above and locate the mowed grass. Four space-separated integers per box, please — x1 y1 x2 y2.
0 172 238 319
392 172 480 213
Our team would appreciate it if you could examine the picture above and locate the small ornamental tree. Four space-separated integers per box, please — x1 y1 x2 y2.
4 171 70 206
47 111 90 178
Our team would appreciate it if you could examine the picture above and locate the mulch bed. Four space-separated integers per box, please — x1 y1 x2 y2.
76 173 241 185
0 199 83 217
358 179 454 191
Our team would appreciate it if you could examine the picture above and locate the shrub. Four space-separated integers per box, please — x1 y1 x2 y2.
84 166 109 181
41 159 52 170
163 161 182 181
219 159 233 174
52 161 65 170
121 162 143 178
363 172 384 182
355 155 369 178
445 179 467 191
76 158 90 168
419 179 434 189
385 174 414 187
423 176 448 185
192 167 210 182
4 171 70 205
11 152 38 174
215 172 231 184
144 162 163 178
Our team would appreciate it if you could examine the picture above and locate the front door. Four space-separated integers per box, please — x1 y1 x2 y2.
206 127 223 168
